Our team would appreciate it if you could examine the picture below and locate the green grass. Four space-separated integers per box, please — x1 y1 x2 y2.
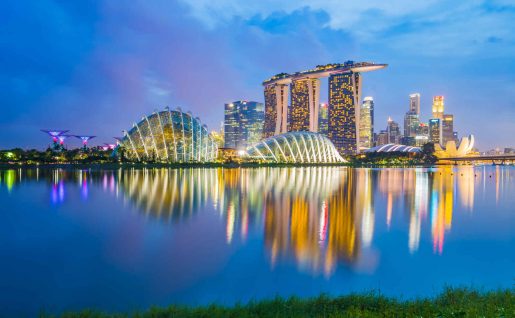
45 287 514 318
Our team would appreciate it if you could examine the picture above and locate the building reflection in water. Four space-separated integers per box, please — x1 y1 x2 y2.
1 165 499 275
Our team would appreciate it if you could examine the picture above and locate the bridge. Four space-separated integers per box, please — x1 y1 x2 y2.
437 154 515 165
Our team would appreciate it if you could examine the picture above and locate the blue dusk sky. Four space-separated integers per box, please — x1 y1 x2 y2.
1 0 514 150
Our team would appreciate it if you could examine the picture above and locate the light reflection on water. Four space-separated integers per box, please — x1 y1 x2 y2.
0 166 513 315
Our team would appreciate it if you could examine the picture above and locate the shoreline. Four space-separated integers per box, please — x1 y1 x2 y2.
0 162 451 170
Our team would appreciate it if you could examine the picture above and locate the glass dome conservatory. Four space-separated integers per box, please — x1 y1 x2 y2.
120 108 217 162
246 132 345 163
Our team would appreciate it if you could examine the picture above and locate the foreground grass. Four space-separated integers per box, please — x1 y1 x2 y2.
47 287 514 318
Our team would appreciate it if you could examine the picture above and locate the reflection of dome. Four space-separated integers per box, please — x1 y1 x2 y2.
435 135 475 158
121 108 217 162
246 132 345 163
365 144 421 153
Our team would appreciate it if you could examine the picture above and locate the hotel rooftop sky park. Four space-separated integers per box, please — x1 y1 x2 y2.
263 61 387 155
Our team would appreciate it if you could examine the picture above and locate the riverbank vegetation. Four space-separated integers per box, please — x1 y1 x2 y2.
46 287 513 318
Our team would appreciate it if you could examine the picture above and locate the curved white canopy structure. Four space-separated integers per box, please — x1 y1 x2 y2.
246 132 345 163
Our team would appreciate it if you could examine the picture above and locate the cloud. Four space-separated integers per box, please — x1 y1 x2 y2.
0 0 513 149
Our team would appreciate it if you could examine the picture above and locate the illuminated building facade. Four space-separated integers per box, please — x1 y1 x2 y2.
263 82 289 138
263 62 387 155
290 78 320 132
224 101 264 149
120 107 218 162
224 102 239 148
432 96 444 119
359 97 374 149
328 73 361 155
429 118 442 144
318 103 329 136
442 114 454 145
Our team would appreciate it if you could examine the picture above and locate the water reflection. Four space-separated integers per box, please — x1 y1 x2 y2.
1 166 511 276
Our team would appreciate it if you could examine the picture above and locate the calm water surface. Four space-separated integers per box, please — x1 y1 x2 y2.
0 166 513 316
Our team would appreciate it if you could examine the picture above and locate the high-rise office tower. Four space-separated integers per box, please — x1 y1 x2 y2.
224 101 264 149
359 97 374 149
415 123 430 146
404 112 420 138
432 96 444 119
376 130 389 146
290 78 320 132
441 114 454 145
429 118 442 144
328 73 361 155
387 117 401 144
224 102 239 148
263 83 289 138
409 93 421 115
318 103 329 136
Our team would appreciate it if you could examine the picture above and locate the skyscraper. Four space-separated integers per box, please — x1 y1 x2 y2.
442 114 454 145
318 103 328 136
404 112 420 138
359 97 374 149
224 102 239 148
263 83 289 138
224 101 264 149
290 78 320 132
429 119 442 144
432 96 444 119
409 93 421 115
387 117 401 144
376 130 388 146
328 73 361 155
262 61 387 155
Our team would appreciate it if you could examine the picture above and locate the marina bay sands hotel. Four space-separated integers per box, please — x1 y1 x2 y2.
263 61 387 155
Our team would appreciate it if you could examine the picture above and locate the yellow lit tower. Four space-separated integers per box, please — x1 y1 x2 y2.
432 96 444 119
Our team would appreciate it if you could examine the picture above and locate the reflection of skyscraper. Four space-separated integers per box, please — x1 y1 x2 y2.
328 73 361 155
429 168 454 255
456 166 475 210
326 170 359 273
359 97 374 149
356 169 374 248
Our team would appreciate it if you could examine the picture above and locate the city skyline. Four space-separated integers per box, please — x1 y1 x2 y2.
1 1 514 151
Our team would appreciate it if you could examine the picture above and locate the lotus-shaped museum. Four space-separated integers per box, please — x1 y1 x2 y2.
245 131 345 163
435 135 475 158
120 108 218 162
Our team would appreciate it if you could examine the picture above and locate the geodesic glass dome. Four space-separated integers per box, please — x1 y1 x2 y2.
120 108 217 162
246 132 345 163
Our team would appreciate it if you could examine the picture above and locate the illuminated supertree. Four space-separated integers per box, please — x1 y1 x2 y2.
74 135 96 149
41 130 69 151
